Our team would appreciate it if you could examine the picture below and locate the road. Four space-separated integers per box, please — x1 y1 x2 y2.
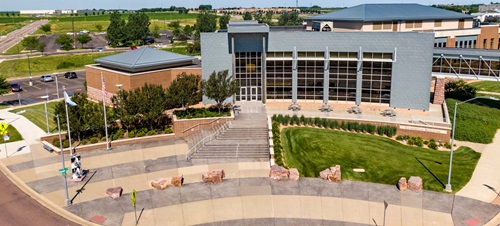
0 170 79 226
0 20 48 53
0 71 86 106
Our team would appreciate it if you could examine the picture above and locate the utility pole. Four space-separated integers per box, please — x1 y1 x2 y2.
72 18 76 48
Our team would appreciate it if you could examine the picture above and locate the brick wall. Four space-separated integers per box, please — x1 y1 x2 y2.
433 78 446 104
173 115 234 138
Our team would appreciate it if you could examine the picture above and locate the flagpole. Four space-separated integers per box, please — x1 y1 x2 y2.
64 87 74 156
101 72 110 151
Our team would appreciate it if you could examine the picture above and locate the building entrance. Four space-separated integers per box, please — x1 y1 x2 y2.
240 86 259 101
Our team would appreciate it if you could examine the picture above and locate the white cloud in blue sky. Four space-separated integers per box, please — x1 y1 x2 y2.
0 0 490 11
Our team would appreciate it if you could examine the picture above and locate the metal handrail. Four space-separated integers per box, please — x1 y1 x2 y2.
180 117 222 137
185 121 231 160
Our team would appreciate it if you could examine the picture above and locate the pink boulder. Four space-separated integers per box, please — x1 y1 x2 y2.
270 165 289 180
289 168 300 181
398 177 408 191
151 178 171 190
408 176 422 192
171 175 183 187
106 187 123 199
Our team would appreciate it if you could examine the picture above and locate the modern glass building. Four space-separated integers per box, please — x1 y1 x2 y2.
201 21 434 110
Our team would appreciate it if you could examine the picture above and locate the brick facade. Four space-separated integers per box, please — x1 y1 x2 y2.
173 114 235 138
433 78 446 104
85 65 201 104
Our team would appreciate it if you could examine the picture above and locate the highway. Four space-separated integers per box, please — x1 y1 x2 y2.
0 71 86 106
0 20 49 53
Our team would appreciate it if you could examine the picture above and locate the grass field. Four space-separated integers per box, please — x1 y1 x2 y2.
34 21 110 34
0 52 116 79
9 101 59 133
446 98 500 144
0 124 23 143
470 81 500 93
0 17 35 24
3 42 26 55
281 127 480 192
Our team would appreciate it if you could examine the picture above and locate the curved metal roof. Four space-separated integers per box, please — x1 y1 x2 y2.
305 4 474 22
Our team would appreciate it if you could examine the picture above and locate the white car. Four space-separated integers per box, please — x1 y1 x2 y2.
66 32 74 35
40 75 54 82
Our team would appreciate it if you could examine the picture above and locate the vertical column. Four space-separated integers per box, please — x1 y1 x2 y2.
323 47 330 106
292 47 298 104
356 47 363 106
262 33 267 103
231 34 236 103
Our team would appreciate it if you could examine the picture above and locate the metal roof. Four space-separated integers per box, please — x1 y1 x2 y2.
305 3 474 22
228 20 269 33
95 47 195 72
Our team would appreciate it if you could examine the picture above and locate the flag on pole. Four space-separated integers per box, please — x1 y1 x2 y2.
64 91 77 106
102 76 107 100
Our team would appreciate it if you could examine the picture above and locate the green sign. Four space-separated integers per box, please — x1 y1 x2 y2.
58 168 69 175
0 122 8 135
131 189 136 207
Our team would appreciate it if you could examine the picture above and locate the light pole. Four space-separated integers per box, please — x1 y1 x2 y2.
17 110 71 206
41 95 50 133
54 73 60 99
445 96 499 192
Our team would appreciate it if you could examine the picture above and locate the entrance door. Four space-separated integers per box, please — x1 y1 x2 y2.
250 87 258 101
240 87 247 101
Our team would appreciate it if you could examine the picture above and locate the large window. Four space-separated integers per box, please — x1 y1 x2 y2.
235 52 262 101
328 60 358 101
432 56 500 77
297 60 324 100
361 61 392 104
266 59 293 100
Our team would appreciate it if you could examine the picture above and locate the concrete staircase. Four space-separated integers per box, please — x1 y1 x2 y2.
190 102 269 159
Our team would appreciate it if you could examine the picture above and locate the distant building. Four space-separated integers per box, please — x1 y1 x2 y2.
304 3 500 50
217 7 300 14
471 10 500 22
85 48 201 104
479 4 500 12
20 9 76 15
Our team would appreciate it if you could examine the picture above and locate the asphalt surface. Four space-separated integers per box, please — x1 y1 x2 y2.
0 20 48 53
1 71 86 106
0 170 79 226
39 34 108 53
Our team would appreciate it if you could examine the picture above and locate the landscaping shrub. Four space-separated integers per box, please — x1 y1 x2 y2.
444 142 451 149
314 117 321 127
136 131 146 137
100 137 107 141
396 135 404 141
299 115 305 125
62 139 69 148
56 61 76 69
428 139 438 150
377 126 386 136
52 138 60 147
329 120 338 129
164 128 173 134
367 124 376 134
272 122 284 166
408 136 424 147
322 118 329 128
341 121 348 130
277 114 284 124
81 139 88 145
90 137 99 144
291 115 299 125
423 140 429 145
174 107 231 119
147 130 155 136
128 130 136 138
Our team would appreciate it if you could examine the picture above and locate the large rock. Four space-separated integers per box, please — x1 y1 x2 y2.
106 187 123 199
270 165 289 180
289 168 300 181
151 178 171 190
171 175 183 187
320 165 341 182
408 176 422 192
211 169 225 184
202 169 225 184
398 177 408 191
319 168 331 180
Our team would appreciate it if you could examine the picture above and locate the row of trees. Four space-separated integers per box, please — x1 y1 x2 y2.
106 12 150 47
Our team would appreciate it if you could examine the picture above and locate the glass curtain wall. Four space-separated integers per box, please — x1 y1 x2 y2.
266 52 293 100
361 52 393 104
329 52 358 102
297 52 324 100
235 52 262 101
432 56 500 78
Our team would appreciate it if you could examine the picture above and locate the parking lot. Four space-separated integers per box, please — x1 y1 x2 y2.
1 71 86 106
39 34 108 53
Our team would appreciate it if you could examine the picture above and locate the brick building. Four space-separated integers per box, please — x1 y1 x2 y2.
85 47 201 104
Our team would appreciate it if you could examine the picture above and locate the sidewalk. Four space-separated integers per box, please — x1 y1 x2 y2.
0 108 46 159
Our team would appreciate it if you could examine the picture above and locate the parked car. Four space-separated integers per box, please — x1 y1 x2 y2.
97 47 104 52
10 83 22 92
40 75 54 82
144 37 155 45
64 72 78 79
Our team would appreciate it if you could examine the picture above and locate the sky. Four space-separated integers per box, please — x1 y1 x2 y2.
0 0 492 11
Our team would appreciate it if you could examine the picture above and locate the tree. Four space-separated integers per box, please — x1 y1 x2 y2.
243 12 253 20
195 11 217 34
151 24 160 39
106 11 126 46
169 20 180 29
0 76 9 96
36 42 45 53
111 84 169 130
278 11 303 26
202 70 239 112
166 73 202 109
183 25 193 36
76 34 92 48
219 14 230 30
40 24 51 32
55 34 74 50
21 36 41 52
125 12 150 46
95 24 103 32
199 4 212 11
264 12 273 25
84 12 88 16
445 80 477 100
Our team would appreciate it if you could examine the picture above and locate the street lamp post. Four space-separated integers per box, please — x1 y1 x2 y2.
445 96 499 192
41 95 50 133
54 73 60 99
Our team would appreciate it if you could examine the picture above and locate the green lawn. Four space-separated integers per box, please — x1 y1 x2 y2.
9 102 59 133
3 41 25 55
161 46 197 56
281 127 480 192
34 21 110 34
469 81 500 93
446 98 500 144
0 52 116 79
0 124 23 143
